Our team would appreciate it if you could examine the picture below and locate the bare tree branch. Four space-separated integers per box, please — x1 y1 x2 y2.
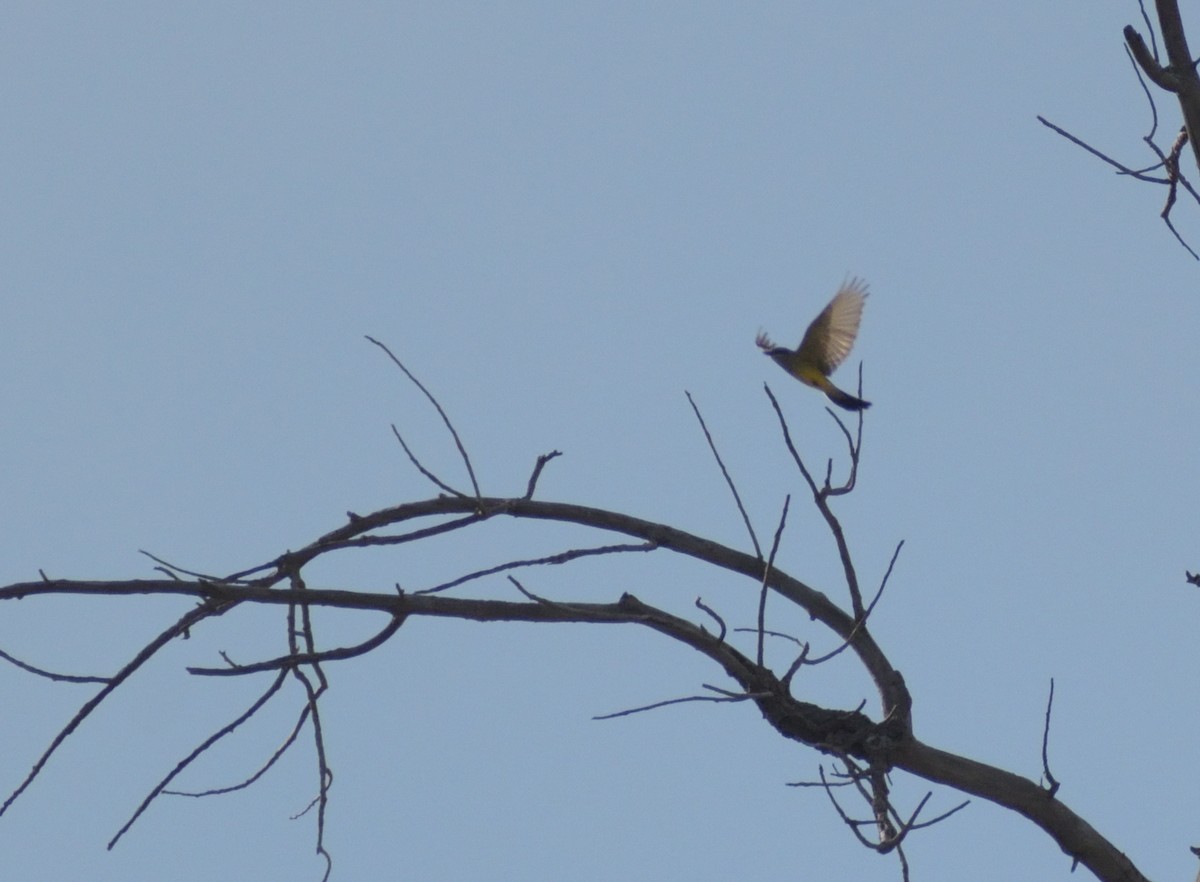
764 384 868 620
0 647 109 684
593 689 768 721
524 450 562 499
694 596 727 642
390 423 468 498
366 335 481 498
0 601 228 818
414 541 656 596
188 614 406 676
108 669 290 848
686 391 762 559
1041 677 1060 797
166 698 314 797
757 495 791 666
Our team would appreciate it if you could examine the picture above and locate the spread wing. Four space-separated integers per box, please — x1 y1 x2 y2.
794 278 868 376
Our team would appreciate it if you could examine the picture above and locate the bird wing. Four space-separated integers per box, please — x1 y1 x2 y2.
794 278 868 376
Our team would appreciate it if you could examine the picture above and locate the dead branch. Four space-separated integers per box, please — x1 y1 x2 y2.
764 383 868 619
757 495 791 666
1041 677 1060 796
1037 1 1200 258
366 335 481 498
188 614 406 676
0 601 228 818
593 689 768 721
0 361 1155 882
0 647 110 684
166 698 313 797
108 669 290 848
686 391 763 559
694 596 727 642
414 540 656 595
523 450 562 499
390 423 468 497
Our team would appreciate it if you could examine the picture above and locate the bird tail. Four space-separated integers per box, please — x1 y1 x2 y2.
825 384 871 411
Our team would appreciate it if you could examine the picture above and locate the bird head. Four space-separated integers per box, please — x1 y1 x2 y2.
755 330 792 363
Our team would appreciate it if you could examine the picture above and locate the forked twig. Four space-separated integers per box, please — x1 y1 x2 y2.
764 383 866 617
366 335 481 498
390 424 467 497
166 699 315 797
803 540 905 667
0 603 223 818
1037 10 1200 260
109 670 290 848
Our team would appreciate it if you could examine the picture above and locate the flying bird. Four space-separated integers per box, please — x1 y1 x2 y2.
756 278 871 411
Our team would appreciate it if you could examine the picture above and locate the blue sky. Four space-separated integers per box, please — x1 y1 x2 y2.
2 3 1199 880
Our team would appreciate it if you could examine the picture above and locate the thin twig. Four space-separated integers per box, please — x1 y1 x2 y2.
594 690 768 720
898 843 911 882
685 391 762 559
1041 677 1060 796
167 699 314 797
757 496 791 667
780 642 811 690
737 626 805 647
1126 43 1162 144
694 597 726 642
822 362 867 497
282 573 333 873
904 798 970 831
0 603 223 818
1159 129 1200 259
524 450 562 499
803 539 905 667
291 664 333 878
390 424 467 497
108 670 289 848
1137 0 1159 60
816 765 878 848
765 383 865 617
226 510 491 584
0 647 109 684
1037 115 1169 182
414 542 656 596
138 550 228 583
367 335 480 498
507 576 576 613
188 614 406 676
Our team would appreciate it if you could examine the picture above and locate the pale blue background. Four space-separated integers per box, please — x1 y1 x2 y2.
2 3 1198 880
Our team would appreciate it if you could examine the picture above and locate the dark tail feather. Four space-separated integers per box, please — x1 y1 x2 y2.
827 388 871 411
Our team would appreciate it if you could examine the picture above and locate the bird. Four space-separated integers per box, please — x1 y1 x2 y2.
756 278 871 411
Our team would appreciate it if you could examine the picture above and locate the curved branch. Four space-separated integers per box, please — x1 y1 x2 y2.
1126 2 1200 175
366 336 481 498
5 495 910 725
0 565 1152 882
0 602 227 818
894 739 1148 882
187 614 406 676
108 669 290 848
